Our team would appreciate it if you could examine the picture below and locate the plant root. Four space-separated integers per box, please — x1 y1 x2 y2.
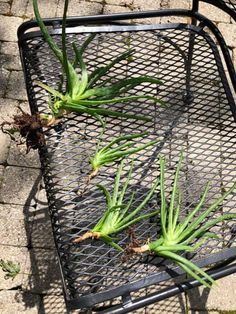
73 231 101 243
1 107 60 153
130 244 150 253
87 168 99 184
75 169 99 196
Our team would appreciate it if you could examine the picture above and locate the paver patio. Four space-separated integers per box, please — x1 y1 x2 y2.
0 0 236 313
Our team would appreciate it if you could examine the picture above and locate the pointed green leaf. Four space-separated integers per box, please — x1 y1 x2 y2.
35 81 65 100
32 0 63 63
72 43 88 96
183 213 236 245
88 49 135 88
97 184 112 208
112 159 125 205
160 156 168 238
176 182 211 238
168 152 183 234
180 183 236 242
116 210 159 233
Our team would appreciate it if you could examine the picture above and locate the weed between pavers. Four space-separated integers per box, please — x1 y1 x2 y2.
0 259 20 280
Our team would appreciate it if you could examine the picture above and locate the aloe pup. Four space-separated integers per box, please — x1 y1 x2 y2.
89 129 160 178
32 0 164 126
132 154 236 288
73 159 160 250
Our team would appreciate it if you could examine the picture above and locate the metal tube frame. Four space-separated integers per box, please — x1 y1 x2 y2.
196 0 236 21
98 263 236 314
18 9 236 94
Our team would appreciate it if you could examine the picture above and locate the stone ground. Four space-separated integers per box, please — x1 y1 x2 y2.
0 0 236 313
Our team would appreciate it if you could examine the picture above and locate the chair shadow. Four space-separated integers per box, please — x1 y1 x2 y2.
21 173 70 314
187 287 210 313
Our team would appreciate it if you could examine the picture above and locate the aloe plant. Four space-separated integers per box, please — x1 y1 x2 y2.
132 154 236 288
89 130 159 178
32 0 164 126
73 159 160 250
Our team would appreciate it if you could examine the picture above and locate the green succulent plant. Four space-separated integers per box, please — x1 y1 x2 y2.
132 154 236 288
33 0 164 126
89 129 159 178
73 159 160 250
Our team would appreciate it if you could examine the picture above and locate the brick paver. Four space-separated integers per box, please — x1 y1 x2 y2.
0 0 235 313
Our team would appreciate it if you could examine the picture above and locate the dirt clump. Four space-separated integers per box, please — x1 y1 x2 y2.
1 108 49 153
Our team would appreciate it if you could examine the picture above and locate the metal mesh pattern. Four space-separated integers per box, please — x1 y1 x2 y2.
225 0 236 11
19 23 236 309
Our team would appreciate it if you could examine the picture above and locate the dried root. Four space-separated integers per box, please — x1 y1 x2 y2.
130 244 149 253
72 231 101 243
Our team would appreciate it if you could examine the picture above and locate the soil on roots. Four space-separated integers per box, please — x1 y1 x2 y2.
1 108 49 153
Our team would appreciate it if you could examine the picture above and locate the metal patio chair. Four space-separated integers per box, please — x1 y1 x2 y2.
17 0 236 312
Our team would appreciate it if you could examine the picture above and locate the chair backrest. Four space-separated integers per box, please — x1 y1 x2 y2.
190 0 236 93
194 0 236 21
222 0 236 12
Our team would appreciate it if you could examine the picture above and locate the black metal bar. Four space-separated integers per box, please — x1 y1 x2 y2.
199 0 236 21
192 11 236 93
17 9 236 94
192 0 200 12
67 247 236 309
184 31 196 106
17 9 193 38
98 263 236 314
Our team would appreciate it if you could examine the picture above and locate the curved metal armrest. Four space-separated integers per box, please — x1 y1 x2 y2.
191 0 236 93
195 0 236 21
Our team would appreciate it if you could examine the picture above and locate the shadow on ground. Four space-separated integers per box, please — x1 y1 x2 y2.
21 173 69 313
